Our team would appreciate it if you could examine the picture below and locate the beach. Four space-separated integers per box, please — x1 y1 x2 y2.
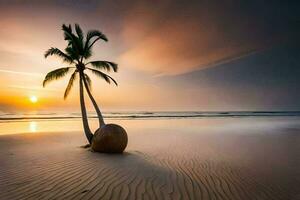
0 0 299 199
0 117 299 200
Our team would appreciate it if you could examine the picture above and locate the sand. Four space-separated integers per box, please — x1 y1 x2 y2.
0 118 299 200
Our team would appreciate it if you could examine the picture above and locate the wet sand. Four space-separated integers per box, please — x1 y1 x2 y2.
0 118 299 200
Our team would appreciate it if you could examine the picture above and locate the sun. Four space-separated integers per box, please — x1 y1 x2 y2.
29 96 38 103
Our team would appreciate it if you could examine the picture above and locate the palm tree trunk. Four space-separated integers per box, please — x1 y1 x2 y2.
82 76 106 128
79 73 93 144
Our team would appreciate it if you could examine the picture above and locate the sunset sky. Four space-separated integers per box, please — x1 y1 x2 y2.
0 0 299 112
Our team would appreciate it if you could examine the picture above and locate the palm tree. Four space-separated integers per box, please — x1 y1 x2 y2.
43 24 118 144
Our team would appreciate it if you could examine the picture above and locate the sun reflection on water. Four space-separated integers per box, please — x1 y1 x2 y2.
29 121 37 133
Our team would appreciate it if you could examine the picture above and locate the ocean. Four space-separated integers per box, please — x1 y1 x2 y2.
1 111 300 135
1 111 300 121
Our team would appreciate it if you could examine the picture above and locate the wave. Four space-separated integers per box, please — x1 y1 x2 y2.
0 111 300 122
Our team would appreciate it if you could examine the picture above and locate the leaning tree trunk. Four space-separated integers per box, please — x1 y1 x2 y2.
82 76 106 128
79 73 93 144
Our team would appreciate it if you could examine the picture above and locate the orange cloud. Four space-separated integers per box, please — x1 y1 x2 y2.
117 1 291 75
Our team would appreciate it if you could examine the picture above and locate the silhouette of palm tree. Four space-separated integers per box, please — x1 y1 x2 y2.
43 24 117 144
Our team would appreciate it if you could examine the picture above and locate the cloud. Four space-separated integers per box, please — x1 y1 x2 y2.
0 69 42 77
0 0 298 76
7 85 59 91
118 0 299 75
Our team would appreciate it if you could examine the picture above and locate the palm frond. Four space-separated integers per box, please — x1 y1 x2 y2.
75 24 83 40
62 24 83 58
43 67 73 87
84 73 92 91
62 24 73 42
87 68 118 86
65 46 79 60
86 61 118 72
44 48 74 63
64 71 77 99
84 30 108 55
86 30 108 43
83 48 92 59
